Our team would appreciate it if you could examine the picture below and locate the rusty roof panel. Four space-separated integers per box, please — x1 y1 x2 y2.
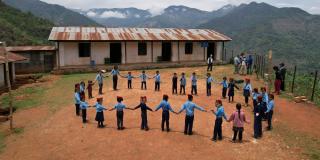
6 46 56 52
48 27 231 41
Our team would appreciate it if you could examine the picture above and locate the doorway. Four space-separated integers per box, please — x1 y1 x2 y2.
162 42 172 61
110 43 122 63
207 42 215 60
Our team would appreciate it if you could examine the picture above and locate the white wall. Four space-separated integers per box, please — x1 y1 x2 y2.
57 41 223 66
0 64 4 88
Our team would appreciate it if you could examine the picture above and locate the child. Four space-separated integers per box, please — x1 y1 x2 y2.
220 77 228 99
265 94 275 130
206 73 214 96
210 100 227 141
74 83 81 116
95 97 107 128
254 96 264 139
153 70 161 91
191 72 198 95
172 73 178 94
180 73 186 95
243 78 252 107
154 95 176 132
261 87 269 120
87 80 94 99
139 70 148 90
121 72 134 89
94 70 106 95
228 78 239 103
227 103 250 143
252 88 259 109
109 96 129 130
110 65 120 90
80 96 90 123
79 81 86 100
132 96 153 131
177 95 207 135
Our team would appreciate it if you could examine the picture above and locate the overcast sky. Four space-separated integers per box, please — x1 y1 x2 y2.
41 0 320 14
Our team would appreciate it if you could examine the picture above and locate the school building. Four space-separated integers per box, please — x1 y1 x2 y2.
48 27 231 69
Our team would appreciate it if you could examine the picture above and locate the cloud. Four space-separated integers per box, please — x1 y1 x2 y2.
100 11 127 18
40 0 320 14
86 11 97 17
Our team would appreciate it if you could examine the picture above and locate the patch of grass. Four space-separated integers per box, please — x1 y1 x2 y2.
274 123 320 160
0 132 5 153
0 85 46 109
13 127 24 134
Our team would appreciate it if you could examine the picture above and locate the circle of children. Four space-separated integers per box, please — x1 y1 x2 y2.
74 65 275 143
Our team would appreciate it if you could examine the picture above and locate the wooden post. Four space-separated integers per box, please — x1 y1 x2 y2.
1 42 13 130
267 50 273 93
151 41 154 63
311 71 318 101
291 66 297 93
177 41 180 63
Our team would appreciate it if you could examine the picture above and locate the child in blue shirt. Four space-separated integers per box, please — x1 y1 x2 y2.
109 96 130 130
220 77 228 99
139 70 149 90
265 94 275 130
206 73 215 96
74 83 81 116
80 97 90 123
243 78 252 107
152 70 161 91
191 72 198 95
154 94 177 132
252 88 259 109
180 72 186 95
121 71 134 89
94 97 107 128
211 100 227 141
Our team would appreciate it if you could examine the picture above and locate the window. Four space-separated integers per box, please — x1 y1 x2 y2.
78 43 91 57
138 42 147 55
185 42 193 54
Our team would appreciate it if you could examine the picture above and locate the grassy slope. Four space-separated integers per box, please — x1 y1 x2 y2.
0 1 53 45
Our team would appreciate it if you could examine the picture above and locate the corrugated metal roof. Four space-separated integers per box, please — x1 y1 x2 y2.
6 46 56 52
0 47 28 63
48 27 232 41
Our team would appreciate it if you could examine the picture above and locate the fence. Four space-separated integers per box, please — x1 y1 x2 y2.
284 66 319 105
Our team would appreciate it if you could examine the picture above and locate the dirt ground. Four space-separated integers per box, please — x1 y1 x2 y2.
0 66 319 160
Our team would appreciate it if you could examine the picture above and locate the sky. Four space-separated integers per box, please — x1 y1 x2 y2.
41 0 320 15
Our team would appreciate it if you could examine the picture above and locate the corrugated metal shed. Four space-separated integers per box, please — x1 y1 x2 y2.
48 27 232 41
6 46 56 52
0 47 28 63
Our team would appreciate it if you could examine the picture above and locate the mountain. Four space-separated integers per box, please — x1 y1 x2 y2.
0 1 53 46
3 0 100 26
76 8 152 27
199 2 320 71
76 5 236 28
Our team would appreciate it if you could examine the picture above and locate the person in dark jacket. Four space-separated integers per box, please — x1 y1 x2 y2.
273 66 282 95
132 96 153 131
254 96 264 139
172 73 178 94
228 78 239 103
279 63 286 91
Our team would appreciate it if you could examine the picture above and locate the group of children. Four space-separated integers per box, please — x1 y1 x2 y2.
74 76 275 142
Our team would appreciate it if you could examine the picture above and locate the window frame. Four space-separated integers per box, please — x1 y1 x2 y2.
78 42 91 58
185 42 193 55
138 42 147 56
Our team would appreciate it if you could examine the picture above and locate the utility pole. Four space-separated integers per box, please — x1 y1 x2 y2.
267 50 273 93
1 42 13 130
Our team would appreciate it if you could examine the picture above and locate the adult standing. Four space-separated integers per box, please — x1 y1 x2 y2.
279 63 286 91
207 54 214 71
239 53 247 75
233 55 240 74
247 55 253 75
110 65 120 90
273 66 282 95
94 70 105 95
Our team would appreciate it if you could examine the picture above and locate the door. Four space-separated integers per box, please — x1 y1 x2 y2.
207 42 215 60
162 42 172 61
44 54 54 72
110 43 122 64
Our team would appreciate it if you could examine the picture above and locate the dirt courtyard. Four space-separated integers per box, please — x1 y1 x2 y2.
0 66 319 160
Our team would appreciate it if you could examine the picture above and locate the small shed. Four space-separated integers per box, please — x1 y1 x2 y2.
6 46 56 74
0 47 27 89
